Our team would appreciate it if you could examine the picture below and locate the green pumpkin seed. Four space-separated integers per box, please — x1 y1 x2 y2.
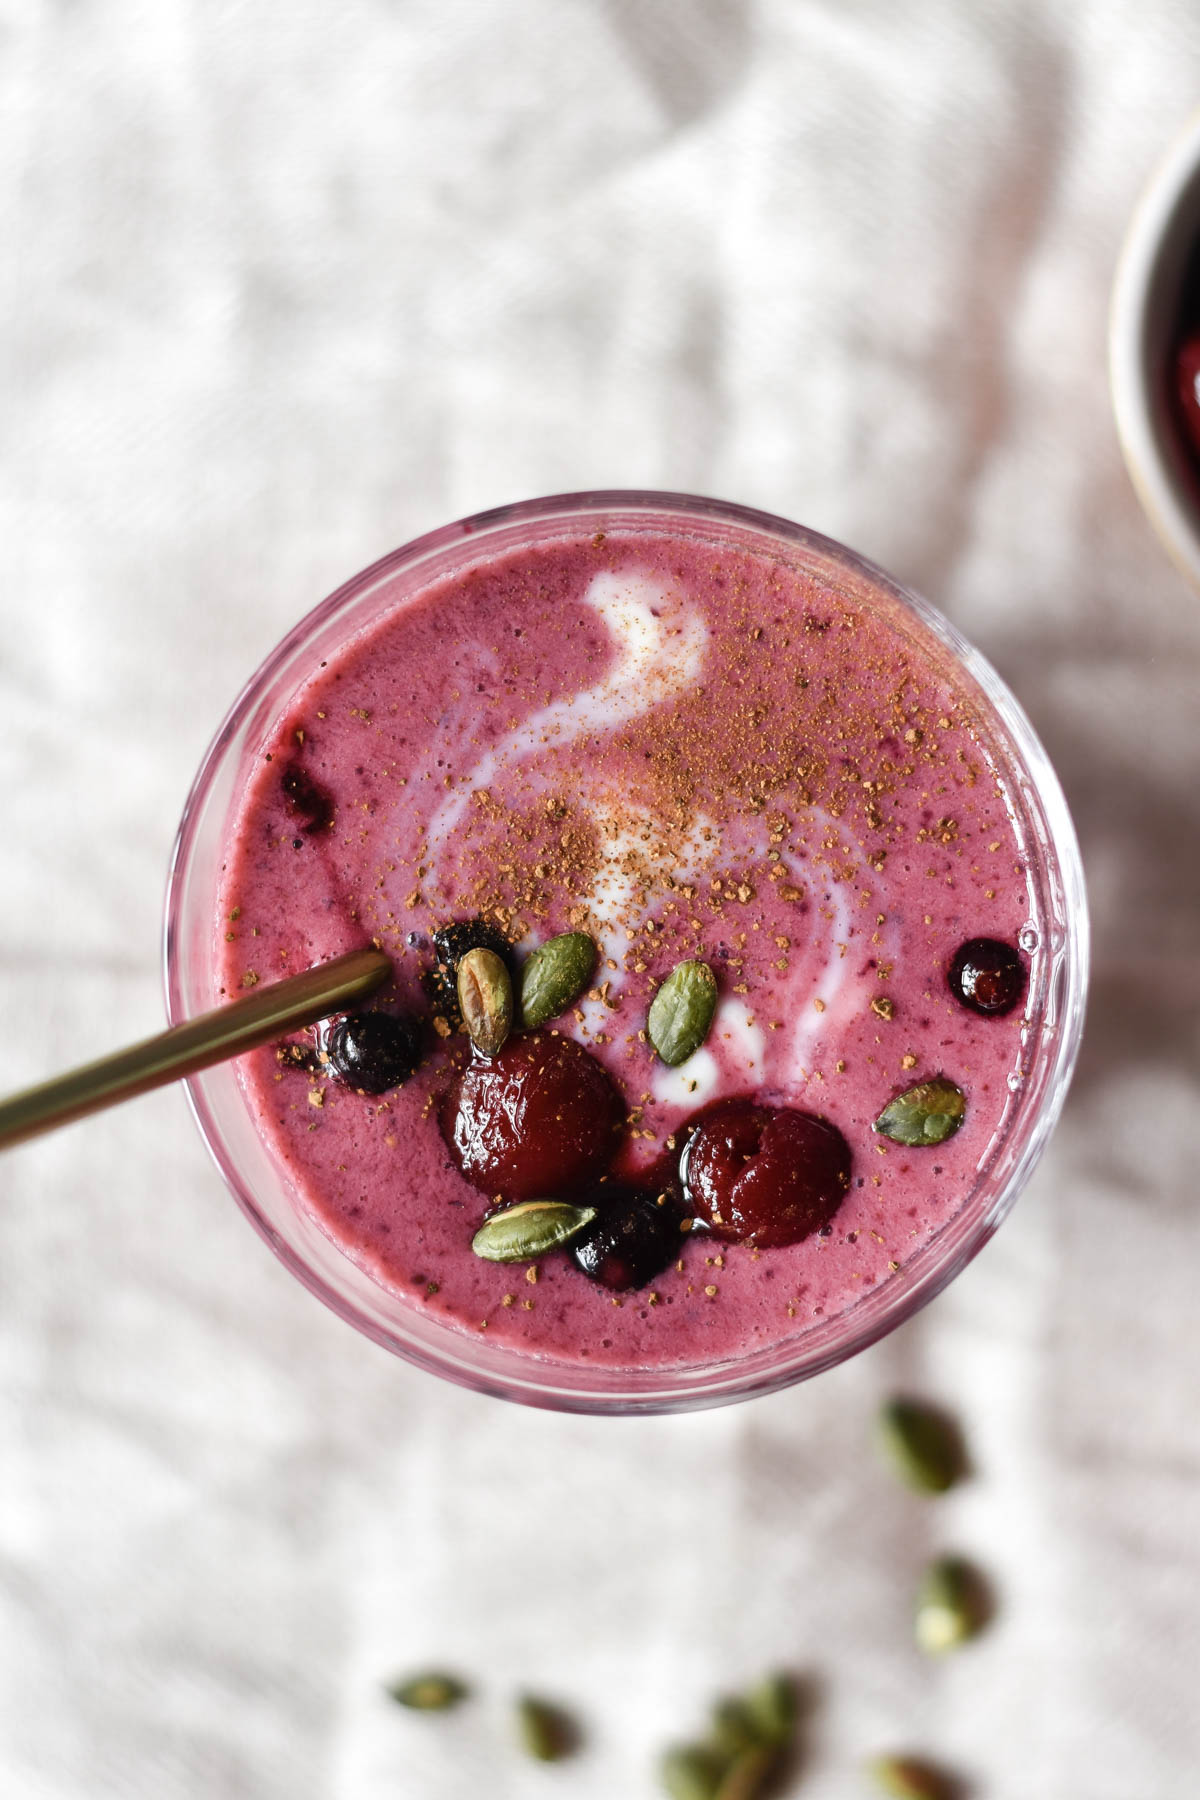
662 1673 797 1800
708 1699 761 1761
648 959 718 1066
873 1077 965 1146
877 1397 965 1493
386 1671 467 1711
915 1555 987 1654
660 1744 728 1800
520 931 598 1028
714 1744 776 1800
517 1695 573 1761
471 1200 596 1263
867 1753 955 1799
457 946 513 1057
740 1672 795 1746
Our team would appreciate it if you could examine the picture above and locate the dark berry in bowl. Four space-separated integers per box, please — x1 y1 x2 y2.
281 762 336 834
1173 327 1200 464
424 917 513 1027
327 1010 423 1094
440 1031 621 1202
432 918 513 969
571 1184 686 1291
947 937 1026 1016
680 1099 851 1247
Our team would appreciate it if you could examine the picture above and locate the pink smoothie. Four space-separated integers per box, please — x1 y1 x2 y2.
217 526 1036 1372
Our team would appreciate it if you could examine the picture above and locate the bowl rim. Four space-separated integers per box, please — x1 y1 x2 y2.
1109 104 1200 591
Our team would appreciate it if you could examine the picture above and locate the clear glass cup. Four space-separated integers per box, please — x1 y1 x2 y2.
164 492 1088 1414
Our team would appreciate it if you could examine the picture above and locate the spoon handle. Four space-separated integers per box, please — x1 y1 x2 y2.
0 946 391 1152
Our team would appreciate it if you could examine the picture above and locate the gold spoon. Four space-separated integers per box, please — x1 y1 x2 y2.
0 945 391 1152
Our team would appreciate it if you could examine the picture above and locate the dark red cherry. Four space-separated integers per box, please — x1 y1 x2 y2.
440 1032 622 1201
680 1100 851 1247
327 1011 423 1094
947 937 1026 1016
571 1184 686 1291
1173 328 1200 462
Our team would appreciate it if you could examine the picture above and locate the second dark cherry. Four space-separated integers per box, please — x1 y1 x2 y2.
680 1099 852 1247
947 937 1026 1016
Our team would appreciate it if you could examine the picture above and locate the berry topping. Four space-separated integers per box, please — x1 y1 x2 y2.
326 1010 423 1094
433 918 512 969
570 1183 686 1291
440 1032 622 1201
946 937 1026 1016
680 1099 851 1246
424 917 513 1027
1174 327 1200 463
281 762 335 834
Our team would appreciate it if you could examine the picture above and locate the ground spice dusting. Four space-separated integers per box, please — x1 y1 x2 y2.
367 571 972 978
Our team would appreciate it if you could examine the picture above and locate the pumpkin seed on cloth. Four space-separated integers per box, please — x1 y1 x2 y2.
876 1397 966 1493
914 1554 989 1654
658 1672 797 1799
385 1671 467 1711
516 1694 576 1761
867 1752 959 1799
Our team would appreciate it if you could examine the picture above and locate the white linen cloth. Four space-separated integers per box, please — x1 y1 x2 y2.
2 3 1199 1794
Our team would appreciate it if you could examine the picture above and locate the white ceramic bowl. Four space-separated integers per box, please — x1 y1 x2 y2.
1110 107 1200 590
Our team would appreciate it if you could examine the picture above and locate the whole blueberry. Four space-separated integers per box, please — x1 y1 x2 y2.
571 1185 685 1291
327 1011 423 1094
947 938 1026 1016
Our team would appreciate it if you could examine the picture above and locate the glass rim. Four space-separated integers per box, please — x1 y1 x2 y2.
164 489 1089 1413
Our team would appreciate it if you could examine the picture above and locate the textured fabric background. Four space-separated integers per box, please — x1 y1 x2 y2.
2 4 1199 1796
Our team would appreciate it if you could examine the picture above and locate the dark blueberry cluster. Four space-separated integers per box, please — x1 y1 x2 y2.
440 1032 621 1201
326 1010 423 1094
280 762 336 835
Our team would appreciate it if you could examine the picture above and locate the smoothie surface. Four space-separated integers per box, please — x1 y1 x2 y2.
218 524 1036 1370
